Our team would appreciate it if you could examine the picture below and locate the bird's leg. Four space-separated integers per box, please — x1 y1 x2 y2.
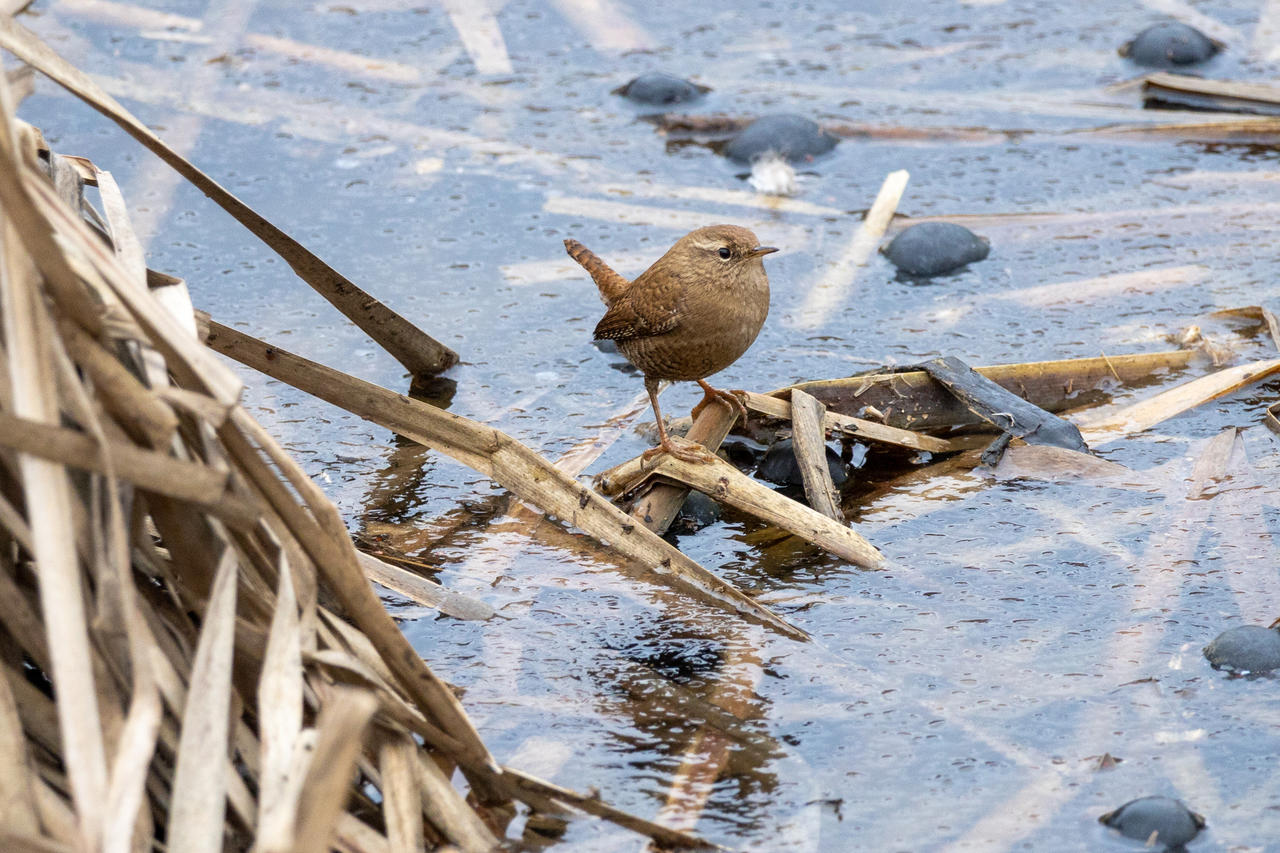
691 378 750 422
641 377 716 464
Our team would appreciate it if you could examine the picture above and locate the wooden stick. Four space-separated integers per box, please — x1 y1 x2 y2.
596 389 952 510
551 0 652 52
743 390 952 453
0 118 108 842
498 767 718 850
789 389 842 520
355 551 494 622
1077 358 1280 444
791 169 909 329
627 400 739 533
205 320 808 641
0 411 255 526
647 454 883 568
54 312 178 447
440 0 513 74
784 350 1198 432
292 687 379 853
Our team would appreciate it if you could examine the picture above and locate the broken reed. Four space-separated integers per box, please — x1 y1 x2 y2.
0 44 715 853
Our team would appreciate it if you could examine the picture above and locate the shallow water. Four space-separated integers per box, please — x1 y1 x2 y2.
19 0 1280 848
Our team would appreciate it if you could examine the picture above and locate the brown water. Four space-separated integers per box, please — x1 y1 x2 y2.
20 0 1280 848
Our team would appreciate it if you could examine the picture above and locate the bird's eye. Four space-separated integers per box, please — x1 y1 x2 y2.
717 247 731 259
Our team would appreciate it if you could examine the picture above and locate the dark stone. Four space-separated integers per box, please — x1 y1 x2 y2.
757 437 848 488
1204 624 1280 674
883 222 990 277
1121 22 1221 68
724 114 839 164
1099 796 1205 847
721 438 765 470
672 490 722 533
613 72 710 106
591 338 620 354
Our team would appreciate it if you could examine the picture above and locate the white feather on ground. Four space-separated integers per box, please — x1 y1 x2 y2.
748 151 797 196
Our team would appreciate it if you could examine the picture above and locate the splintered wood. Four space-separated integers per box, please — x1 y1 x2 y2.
0 67 717 853
203 319 809 641
789 389 844 521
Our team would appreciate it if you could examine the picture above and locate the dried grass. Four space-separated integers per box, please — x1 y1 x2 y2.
0 42 713 853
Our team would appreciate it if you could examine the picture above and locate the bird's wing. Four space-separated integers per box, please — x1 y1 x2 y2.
592 271 683 341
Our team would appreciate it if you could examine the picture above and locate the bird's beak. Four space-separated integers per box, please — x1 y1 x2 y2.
750 246 779 258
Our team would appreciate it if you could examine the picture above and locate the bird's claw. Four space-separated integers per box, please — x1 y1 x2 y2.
691 387 750 422
642 436 717 465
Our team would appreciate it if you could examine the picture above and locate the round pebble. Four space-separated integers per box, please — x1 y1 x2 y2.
613 72 710 106
1203 624 1280 674
756 438 848 488
883 222 990 277
724 114 838 164
1120 22 1220 67
1099 796 1205 847
673 491 722 533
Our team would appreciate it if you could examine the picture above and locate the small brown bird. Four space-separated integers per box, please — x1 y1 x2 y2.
565 225 777 463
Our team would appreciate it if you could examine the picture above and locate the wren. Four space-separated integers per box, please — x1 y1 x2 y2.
565 225 777 463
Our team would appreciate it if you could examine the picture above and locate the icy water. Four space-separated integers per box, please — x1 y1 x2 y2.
18 0 1280 848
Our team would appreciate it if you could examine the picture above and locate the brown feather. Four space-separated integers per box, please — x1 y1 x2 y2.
570 224 774 383
563 239 630 306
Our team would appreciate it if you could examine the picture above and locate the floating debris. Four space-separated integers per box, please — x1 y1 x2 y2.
613 71 710 105
1099 796 1206 847
882 221 990 277
916 356 1088 452
1141 72 1280 116
1203 624 1280 674
724 113 839 163
1120 22 1221 68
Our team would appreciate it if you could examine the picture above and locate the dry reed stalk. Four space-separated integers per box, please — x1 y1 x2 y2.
0 15 457 380
1076 358 1280 444
790 169 909 330
620 398 741 535
204 320 807 641
743 390 952 453
619 452 884 569
789 389 843 521
440 0 513 74
0 61 716 853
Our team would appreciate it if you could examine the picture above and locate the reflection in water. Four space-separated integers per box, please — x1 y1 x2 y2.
409 374 459 409
26 0 1280 846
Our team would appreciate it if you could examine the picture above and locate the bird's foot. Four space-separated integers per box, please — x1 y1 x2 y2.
641 435 717 465
691 385 750 422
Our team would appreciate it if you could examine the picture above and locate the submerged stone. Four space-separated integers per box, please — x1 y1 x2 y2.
721 438 765 470
1204 624 1280 674
673 490 722 533
757 437 848 488
613 72 710 106
724 114 838 164
1099 796 1205 847
883 222 990 277
1120 22 1221 68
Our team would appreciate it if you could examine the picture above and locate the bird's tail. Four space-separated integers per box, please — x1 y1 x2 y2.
564 239 630 305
